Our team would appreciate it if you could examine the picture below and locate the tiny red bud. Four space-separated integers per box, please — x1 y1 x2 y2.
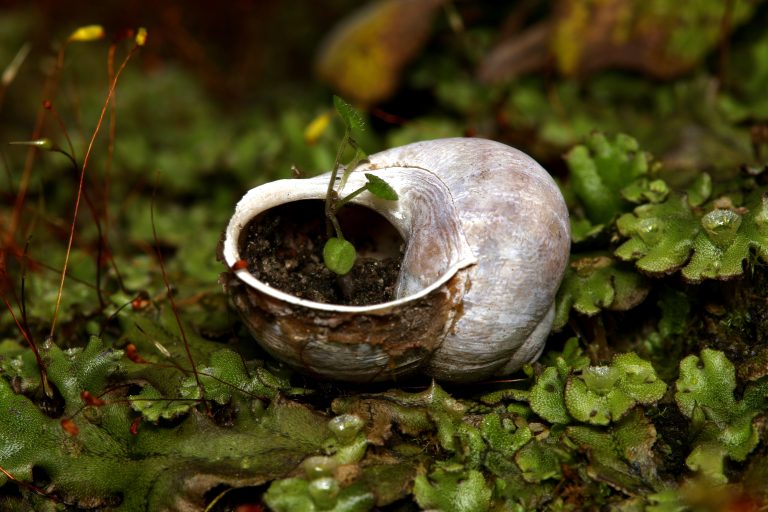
61 418 79 436
42 100 52 110
131 296 150 310
129 416 141 436
81 390 106 406
125 343 148 364
235 505 265 512
232 259 248 271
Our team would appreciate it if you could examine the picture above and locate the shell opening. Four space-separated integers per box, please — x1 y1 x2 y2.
237 199 405 306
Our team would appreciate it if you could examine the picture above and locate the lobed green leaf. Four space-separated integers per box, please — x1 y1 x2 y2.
333 95 366 133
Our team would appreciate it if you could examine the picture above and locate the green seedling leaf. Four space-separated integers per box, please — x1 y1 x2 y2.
565 353 666 425
413 468 492 512
675 349 768 480
323 237 357 275
333 95 366 133
554 254 649 330
364 173 398 200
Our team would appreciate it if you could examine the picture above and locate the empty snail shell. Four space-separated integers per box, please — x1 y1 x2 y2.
220 137 570 383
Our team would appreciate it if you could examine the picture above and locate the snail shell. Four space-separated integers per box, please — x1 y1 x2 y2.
221 138 570 383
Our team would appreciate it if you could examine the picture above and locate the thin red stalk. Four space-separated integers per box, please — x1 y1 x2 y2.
7 42 68 248
98 362 276 402
1 149 15 194
0 465 59 503
150 179 208 412
105 42 117 231
101 42 130 295
2 293 51 397
20 239 31 334
98 297 134 337
53 147 108 309
46 103 76 159
49 43 140 338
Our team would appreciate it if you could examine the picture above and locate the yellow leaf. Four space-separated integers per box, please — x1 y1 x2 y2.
315 0 446 105
304 111 333 146
135 27 148 47
67 25 105 43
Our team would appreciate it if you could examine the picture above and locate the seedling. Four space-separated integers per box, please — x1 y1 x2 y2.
322 96 398 275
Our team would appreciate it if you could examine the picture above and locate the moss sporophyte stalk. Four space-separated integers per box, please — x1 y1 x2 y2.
321 96 399 275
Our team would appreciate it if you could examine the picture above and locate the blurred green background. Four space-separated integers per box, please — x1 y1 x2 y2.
2 1 768 510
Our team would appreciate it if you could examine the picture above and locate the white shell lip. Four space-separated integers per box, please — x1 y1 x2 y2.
222 169 478 314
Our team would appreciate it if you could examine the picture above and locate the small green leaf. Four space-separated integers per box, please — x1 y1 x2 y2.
621 178 669 204
529 367 571 424
130 385 194 422
554 254 649 330
514 440 562 483
565 353 666 425
565 132 654 224
364 173 398 200
675 349 767 471
616 192 768 282
324 237 357 275
414 468 492 512
333 95 366 133
177 348 295 405
687 172 712 207
480 413 532 457
264 475 375 512
566 409 660 493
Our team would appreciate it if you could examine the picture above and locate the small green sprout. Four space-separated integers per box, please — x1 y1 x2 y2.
615 192 768 282
323 237 357 275
553 253 649 330
322 96 399 275
675 349 768 482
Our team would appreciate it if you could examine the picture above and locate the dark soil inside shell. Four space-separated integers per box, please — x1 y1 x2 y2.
240 200 404 306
